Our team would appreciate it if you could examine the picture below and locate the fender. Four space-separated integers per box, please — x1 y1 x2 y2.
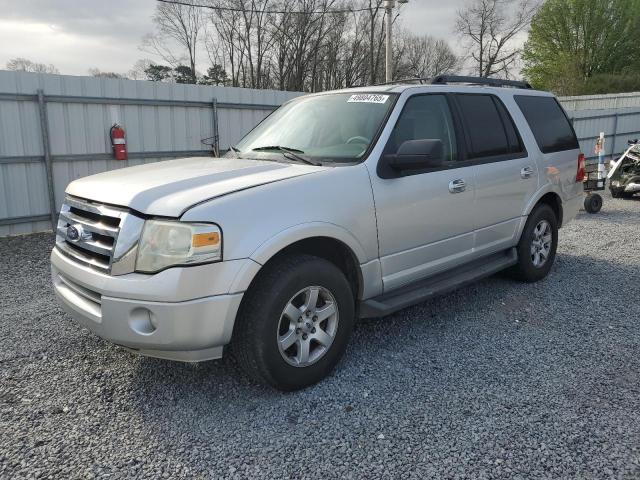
515 184 564 242
226 222 377 296
249 221 369 266
523 184 561 217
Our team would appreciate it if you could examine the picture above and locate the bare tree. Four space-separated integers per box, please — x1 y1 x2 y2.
207 2 245 86
141 0 458 92
6 58 59 74
128 59 154 80
364 0 385 84
455 0 539 77
143 2 204 83
395 34 459 79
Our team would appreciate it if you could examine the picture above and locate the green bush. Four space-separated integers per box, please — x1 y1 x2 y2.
576 74 640 95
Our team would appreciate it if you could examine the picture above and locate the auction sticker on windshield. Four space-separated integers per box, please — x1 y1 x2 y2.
347 94 389 104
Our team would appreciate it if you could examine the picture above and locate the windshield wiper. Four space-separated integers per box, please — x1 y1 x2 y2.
228 145 241 158
251 145 321 166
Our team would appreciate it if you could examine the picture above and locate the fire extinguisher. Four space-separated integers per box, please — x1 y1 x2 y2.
110 123 128 160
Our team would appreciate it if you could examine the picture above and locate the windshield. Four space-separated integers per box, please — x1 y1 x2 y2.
233 92 397 163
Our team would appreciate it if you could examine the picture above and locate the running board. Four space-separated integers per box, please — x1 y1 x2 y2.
359 248 518 318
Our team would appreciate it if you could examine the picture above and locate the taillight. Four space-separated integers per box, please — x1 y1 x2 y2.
576 153 586 182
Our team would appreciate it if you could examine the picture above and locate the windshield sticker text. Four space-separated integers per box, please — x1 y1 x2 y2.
347 94 389 104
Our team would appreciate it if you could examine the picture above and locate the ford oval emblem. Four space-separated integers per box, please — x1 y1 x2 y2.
66 224 91 242
67 225 80 242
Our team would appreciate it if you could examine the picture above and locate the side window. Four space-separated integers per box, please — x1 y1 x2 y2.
514 95 579 153
386 94 458 162
494 98 525 154
455 94 513 159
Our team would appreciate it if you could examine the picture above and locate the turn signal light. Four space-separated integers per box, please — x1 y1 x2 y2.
192 232 220 248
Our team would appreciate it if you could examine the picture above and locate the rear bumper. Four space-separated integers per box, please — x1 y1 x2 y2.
51 247 247 362
562 193 583 226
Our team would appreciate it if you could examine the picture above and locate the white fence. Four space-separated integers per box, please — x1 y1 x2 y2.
562 107 640 164
559 91 640 111
556 93 640 166
1 72 639 237
0 71 301 236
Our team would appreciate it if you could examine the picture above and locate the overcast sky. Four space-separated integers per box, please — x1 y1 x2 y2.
0 0 464 76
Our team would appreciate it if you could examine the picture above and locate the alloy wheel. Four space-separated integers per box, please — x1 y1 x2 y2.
530 219 552 268
277 286 339 367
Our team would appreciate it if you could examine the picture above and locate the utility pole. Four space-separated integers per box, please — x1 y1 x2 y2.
384 0 408 83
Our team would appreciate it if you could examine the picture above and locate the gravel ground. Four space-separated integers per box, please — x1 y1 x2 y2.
1 192 639 480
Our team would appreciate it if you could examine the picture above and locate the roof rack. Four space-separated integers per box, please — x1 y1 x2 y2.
431 75 532 89
371 77 432 87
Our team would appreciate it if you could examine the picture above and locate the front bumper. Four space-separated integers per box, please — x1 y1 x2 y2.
51 247 252 362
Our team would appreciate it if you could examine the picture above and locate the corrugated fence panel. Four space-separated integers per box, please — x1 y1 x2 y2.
559 92 640 111
0 70 302 236
565 107 640 163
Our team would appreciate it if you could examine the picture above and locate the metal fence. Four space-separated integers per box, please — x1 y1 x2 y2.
557 93 640 165
0 71 301 236
559 92 640 111
1 71 639 237
561 107 640 164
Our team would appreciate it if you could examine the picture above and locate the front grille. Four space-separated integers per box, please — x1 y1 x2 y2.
56 197 125 273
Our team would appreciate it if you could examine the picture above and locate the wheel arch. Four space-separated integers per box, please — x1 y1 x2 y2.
241 223 370 302
524 188 564 228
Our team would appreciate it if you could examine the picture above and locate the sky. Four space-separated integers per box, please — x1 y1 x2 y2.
0 0 464 76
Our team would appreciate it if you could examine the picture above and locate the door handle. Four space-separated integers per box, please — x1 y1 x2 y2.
448 179 466 193
521 166 534 179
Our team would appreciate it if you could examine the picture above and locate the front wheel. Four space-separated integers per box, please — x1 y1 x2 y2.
508 204 558 282
231 254 355 391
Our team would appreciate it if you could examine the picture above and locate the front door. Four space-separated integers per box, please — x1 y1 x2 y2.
368 94 477 293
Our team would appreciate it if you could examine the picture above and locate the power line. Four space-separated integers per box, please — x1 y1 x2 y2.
155 0 378 15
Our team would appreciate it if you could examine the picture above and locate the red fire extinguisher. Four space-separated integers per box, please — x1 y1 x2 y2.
110 124 128 160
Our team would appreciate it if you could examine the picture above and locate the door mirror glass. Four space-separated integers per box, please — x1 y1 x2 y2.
387 139 444 170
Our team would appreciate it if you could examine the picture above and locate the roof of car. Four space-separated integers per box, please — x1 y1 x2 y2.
326 82 552 97
317 75 553 95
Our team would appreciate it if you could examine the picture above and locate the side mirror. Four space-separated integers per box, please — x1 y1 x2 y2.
386 139 444 171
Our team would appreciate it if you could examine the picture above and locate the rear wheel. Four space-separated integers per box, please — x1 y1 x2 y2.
232 254 355 391
509 204 558 282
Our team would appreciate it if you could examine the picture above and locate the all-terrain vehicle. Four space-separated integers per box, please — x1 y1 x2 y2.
609 140 640 199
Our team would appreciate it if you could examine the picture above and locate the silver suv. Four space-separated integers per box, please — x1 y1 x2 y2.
51 76 584 390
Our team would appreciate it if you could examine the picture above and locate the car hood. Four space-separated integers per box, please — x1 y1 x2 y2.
66 157 325 216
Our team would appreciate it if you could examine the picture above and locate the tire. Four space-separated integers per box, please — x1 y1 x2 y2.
231 254 355 391
622 192 635 199
509 203 558 283
584 194 603 214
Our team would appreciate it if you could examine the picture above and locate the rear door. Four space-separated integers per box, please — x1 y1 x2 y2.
513 95 582 204
453 93 537 256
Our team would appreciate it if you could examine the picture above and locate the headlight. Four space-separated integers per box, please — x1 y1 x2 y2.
135 220 222 273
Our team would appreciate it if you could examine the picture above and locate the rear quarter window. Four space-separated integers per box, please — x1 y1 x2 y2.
514 95 579 154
